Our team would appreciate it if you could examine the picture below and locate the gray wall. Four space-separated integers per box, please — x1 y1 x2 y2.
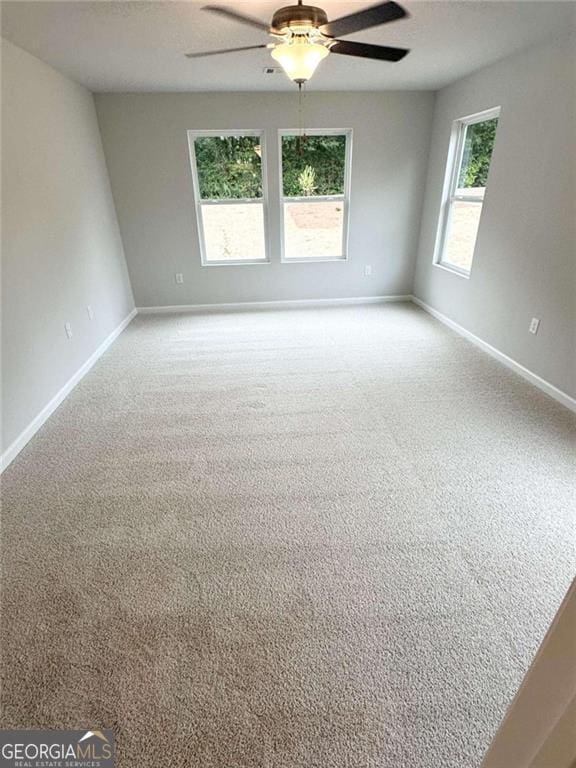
1 39 135 452
94 91 434 307
413 33 576 398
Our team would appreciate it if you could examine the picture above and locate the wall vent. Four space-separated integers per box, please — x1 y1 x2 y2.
262 66 281 74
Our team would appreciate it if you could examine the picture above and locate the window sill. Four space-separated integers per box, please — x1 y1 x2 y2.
281 256 348 264
201 260 270 267
433 261 471 279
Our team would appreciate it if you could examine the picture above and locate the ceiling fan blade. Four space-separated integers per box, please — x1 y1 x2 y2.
329 39 409 61
185 44 269 58
202 5 270 32
321 1 407 38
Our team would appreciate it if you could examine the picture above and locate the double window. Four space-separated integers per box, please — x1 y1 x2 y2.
188 129 352 265
435 108 500 275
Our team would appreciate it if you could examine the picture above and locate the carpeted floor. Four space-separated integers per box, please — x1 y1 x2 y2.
1 303 575 767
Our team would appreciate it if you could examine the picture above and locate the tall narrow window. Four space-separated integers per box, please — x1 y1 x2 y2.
435 108 500 275
279 130 352 261
188 131 269 264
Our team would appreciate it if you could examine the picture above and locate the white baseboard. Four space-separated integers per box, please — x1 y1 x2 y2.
411 296 576 413
137 295 412 314
5 295 570 474
0 308 137 474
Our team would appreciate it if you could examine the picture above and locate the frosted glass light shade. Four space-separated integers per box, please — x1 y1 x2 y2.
271 39 329 83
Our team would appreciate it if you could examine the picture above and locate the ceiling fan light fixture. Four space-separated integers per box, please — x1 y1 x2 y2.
271 37 329 83
192 2 410 84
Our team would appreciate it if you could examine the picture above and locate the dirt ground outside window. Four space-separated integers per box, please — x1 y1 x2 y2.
201 200 345 261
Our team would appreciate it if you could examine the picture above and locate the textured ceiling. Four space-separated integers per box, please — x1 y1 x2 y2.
1 0 574 92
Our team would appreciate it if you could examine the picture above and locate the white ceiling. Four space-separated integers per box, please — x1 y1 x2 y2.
1 0 574 92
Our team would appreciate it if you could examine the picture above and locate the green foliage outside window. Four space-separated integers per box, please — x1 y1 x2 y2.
282 135 346 196
193 133 347 199
458 118 498 189
194 136 263 199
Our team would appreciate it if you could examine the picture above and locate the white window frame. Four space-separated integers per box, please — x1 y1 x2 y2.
278 128 353 263
187 129 271 266
433 107 500 277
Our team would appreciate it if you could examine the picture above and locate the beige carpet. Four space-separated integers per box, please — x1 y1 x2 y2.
1 304 575 767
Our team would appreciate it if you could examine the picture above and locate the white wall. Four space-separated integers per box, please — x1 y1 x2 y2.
1 39 135 454
481 579 576 768
94 91 434 307
413 33 576 399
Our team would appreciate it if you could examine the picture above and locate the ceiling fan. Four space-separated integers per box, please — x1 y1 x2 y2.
185 0 410 85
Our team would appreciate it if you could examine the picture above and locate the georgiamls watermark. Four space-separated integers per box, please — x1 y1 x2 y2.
0 729 114 767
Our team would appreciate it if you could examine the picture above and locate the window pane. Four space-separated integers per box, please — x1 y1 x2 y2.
443 200 482 272
283 200 344 260
438 114 499 273
201 203 266 262
456 117 498 195
194 136 262 200
281 135 346 197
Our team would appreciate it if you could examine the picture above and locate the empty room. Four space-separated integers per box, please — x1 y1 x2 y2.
1 1 575 766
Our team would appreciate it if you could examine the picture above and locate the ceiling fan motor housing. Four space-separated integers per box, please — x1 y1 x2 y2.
271 5 329 34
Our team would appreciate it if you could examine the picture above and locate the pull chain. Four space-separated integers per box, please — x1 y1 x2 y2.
297 81 307 156
298 82 303 137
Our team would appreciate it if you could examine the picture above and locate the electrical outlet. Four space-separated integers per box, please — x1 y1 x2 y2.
86 305 94 320
175 273 184 284
529 317 540 335
64 322 73 339
364 265 372 277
